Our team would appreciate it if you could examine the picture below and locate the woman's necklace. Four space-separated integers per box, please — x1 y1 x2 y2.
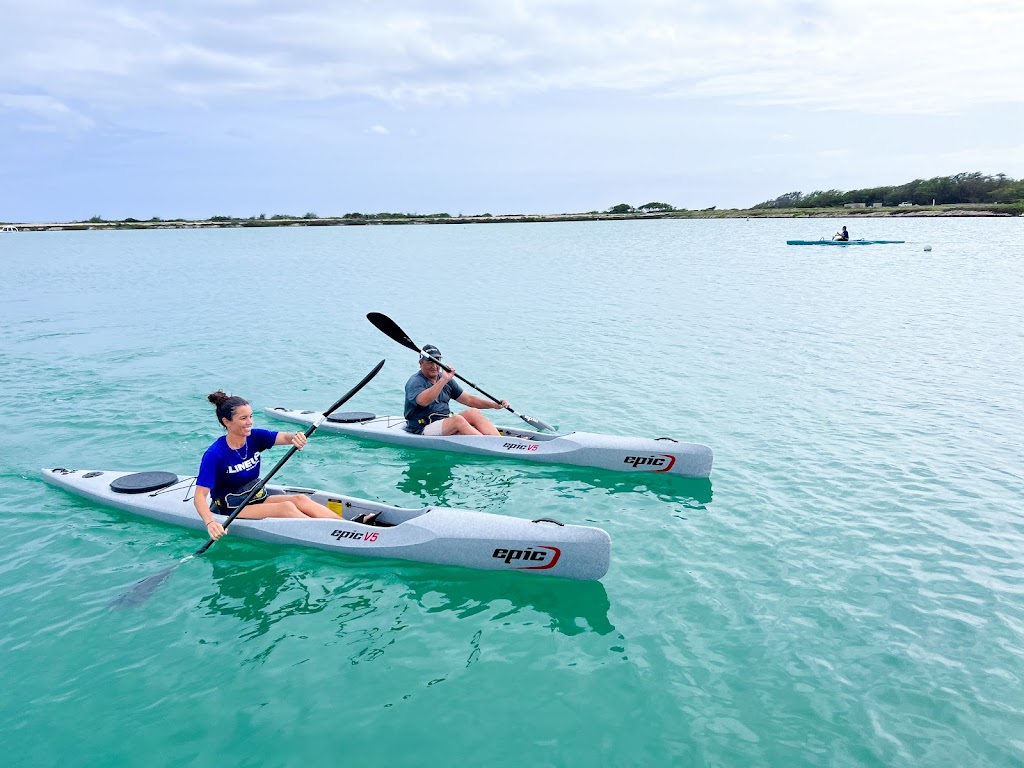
228 437 249 461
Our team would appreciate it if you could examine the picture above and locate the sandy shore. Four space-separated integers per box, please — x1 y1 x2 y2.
3 206 1019 232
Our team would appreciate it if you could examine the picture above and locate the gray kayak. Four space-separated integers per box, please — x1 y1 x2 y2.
42 468 611 581
266 408 714 478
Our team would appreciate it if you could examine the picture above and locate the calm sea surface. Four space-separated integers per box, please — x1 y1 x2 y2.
1 218 1022 766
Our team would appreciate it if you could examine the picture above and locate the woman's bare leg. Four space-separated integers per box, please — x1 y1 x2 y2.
233 500 306 518
265 494 341 519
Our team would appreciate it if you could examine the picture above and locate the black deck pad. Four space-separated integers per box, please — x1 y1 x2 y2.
110 471 179 494
326 411 376 423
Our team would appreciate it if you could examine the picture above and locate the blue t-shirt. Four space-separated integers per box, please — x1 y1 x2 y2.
197 428 278 503
404 371 464 433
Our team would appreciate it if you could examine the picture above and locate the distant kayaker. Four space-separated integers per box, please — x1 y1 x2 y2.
195 391 344 540
405 345 508 436
834 226 849 241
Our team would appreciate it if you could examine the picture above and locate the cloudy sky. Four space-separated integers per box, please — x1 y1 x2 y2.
2 0 1022 221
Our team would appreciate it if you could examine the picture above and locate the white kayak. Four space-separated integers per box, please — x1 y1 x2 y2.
265 409 714 478
42 468 611 581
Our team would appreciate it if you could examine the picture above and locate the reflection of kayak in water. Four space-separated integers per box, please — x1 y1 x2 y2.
786 239 906 245
400 568 617 637
42 468 612 581
265 409 714 478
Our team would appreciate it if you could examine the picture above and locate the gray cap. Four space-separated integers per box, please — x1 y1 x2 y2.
420 344 442 360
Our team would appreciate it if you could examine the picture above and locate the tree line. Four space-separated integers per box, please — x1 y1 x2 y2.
607 202 676 213
753 172 1024 209
80 211 457 224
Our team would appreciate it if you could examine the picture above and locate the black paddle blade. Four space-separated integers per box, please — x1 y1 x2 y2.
108 565 177 609
367 312 420 353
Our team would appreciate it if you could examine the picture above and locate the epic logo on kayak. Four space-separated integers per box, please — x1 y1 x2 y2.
502 442 539 452
623 454 676 472
492 545 561 570
330 529 379 542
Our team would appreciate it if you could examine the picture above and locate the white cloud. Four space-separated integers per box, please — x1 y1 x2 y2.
895 143 1024 177
1 0 1021 121
2 0 1023 221
0 93 94 131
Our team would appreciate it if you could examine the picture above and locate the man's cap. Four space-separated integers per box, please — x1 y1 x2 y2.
420 344 442 361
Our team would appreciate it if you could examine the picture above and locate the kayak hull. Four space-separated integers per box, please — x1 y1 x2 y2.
266 409 713 478
786 239 905 245
41 468 611 581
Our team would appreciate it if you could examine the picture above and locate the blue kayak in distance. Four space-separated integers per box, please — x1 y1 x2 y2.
786 239 906 246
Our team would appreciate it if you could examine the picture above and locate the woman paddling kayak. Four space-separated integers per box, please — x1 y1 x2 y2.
195 391 345 540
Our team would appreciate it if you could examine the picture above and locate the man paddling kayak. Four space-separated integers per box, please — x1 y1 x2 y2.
833 226 849 241
405 345 508 436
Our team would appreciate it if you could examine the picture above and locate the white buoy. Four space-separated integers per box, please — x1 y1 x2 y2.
924 245 932 252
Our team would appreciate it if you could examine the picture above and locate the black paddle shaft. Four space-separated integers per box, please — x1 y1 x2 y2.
366 312 554 431
195 359 386 554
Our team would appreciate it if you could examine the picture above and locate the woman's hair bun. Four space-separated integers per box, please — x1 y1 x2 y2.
208 390 229 406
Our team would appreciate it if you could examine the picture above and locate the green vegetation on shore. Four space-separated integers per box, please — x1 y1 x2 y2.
3 172 1021 231
754 172 1024 210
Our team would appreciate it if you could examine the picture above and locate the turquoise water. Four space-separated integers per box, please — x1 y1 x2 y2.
2 218 1022 766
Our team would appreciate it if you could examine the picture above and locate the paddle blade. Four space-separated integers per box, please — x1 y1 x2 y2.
108 565 177 609
367 313 420 353
518 412 556 432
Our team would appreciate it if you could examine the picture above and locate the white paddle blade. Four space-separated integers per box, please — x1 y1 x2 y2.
519 412 555 432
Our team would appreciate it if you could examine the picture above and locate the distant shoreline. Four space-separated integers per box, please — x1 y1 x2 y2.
3 204 1020 232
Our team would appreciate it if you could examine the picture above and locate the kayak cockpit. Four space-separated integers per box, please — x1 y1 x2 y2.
308 410 562 443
